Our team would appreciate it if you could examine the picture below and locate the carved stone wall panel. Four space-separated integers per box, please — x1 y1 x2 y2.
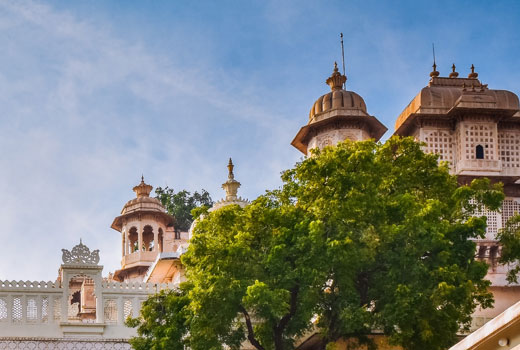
0 339 131 349
62 242 100 265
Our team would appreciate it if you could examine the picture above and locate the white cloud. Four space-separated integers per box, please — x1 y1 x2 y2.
0 0 298 281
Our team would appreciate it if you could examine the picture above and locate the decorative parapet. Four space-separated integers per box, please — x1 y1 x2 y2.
102 281 175 293
0 280 61 291
0 339 132 349
61 240 100 265
0 279 174 339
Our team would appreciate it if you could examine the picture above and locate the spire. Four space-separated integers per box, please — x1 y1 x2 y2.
133 176 153 198
468 64 478 79
430 44 439 78
449 63 459 78
227 158 234 180
326 62 347 91
222 158 241 201
430 61 439 78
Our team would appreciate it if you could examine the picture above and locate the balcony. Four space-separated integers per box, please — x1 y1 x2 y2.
455 159 501 176
455 159 520 180
121 251 158 268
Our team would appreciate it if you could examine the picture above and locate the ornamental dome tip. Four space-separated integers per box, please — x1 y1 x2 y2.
326 62 347 91
133 176 153 198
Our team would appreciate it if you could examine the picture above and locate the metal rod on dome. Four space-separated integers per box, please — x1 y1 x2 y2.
340 33 346 89
432 43 436 66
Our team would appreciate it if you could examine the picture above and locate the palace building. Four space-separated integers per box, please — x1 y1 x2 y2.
0 62 518 349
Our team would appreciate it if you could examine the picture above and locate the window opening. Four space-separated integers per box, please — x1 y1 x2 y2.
476 145 484 159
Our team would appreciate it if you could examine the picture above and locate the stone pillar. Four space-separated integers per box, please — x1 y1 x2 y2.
127 232 132 254
153 224 159 252
61 272 68 323
48 296 54 324
117 297 124 325
138 222 143 253
122 232 125 257
37 295 43 324
21 295 27 324
6 295 12 323
95 275 103 323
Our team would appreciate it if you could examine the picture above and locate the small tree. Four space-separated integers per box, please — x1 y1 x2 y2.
155 187 213 232
129 137 510 350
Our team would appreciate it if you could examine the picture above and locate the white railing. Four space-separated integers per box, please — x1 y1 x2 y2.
0 280 61 289
0 279 175 339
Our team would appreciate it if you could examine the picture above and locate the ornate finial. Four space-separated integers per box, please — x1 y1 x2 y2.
468 64 478 79
449 63 459 78
326 62 347 91
133 176 153 198
80 238 82 244
430 62 439 77
62 241 100 265
222 158 241 201
227 158 234 180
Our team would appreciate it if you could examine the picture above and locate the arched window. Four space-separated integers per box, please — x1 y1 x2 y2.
129 227 138 252
476 145 484 159
142 225 154 251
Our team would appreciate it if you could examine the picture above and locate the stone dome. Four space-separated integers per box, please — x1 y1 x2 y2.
309 90 367 120
111 177 174 231
309 63 367 121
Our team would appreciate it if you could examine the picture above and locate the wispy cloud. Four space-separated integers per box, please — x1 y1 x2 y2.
0 0 298 281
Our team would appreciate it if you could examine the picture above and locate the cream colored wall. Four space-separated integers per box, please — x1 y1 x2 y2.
307 128 368 155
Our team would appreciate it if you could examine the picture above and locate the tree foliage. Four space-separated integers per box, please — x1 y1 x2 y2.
126 288 191 350
129 137 512 350
155 186 213 232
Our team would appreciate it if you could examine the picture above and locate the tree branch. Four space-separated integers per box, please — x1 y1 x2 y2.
239 305 265 350
274 286 300 350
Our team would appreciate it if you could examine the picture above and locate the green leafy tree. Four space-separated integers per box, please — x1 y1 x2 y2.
497 215 520 283
155 186 213 232
129 137 512 350
126 288 191 350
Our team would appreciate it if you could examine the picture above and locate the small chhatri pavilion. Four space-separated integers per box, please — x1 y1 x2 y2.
292 62 387 155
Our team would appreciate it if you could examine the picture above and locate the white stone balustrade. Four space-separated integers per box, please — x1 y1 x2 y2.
0 278 175 339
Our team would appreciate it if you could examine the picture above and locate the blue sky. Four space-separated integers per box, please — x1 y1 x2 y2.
0 0 519 281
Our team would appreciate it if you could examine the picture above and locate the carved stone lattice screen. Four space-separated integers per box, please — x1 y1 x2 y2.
123 299 133 319
465 125 495 160
502 198 520 226
424 130 454 164
12 297 22 323
499 132 520 168
42 296 49 322
0 298 6 320
27 297 37 322
0 340 132 349
104 299 117 323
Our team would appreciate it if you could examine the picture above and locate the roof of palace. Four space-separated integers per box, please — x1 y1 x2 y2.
291 63 387 154
394 64 520 135
308 62 367 119
111 177 174 231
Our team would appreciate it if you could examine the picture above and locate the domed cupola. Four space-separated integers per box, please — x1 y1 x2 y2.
292 63 387 156
110 177 176 282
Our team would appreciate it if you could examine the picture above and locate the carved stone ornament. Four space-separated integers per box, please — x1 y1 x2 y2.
62 240 100 265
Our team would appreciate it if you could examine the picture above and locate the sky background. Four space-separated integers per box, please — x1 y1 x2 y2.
0 0 519 281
